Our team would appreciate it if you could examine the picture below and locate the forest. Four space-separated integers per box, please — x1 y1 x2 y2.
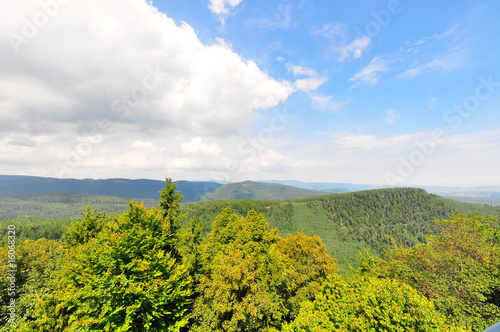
1 179 499 331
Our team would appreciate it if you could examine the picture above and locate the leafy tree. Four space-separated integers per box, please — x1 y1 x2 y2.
159 177 183 234
284 274 465 332
0 239 61 331
63 206 107 246
276 232 337 320
191 207 291 331
359 212 500 330
177 217 203 277
23 179 192 331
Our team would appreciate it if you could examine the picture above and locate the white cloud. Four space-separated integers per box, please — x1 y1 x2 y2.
209 0 243 23
337 36 371 62
396 24 466 80
0 0 297 179
286 64 317 77
396 53 464 79
428 97 436 110
348 57 390 86
0 0 292 137
245 149 285 171
414 24 460 46
312 23 346 39
131 141 157 150
441 130 500 151
181 137 223 156
285 63 326 92
311 94 345 112
247 4 292 30
312 23 371 63
334 132 424 152
385 109 396 125
294 77 327 93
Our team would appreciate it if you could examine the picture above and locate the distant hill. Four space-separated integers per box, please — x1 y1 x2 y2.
0 192 158 220
183 188 500 272
0 175 221 202
3 184 500 272
442 195 500 206
200 181 331 201
261 180 379 192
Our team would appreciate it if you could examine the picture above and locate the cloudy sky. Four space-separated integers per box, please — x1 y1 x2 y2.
1 0 500 186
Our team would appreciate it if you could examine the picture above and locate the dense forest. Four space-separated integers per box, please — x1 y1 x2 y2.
183 188 500 270
0 193 158 220
1 179 499 331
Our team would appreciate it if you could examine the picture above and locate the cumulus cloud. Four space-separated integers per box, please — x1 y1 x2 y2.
0 1 293 134
209 0 243 23
181 137 223 156
348 57 390 86
209 0 243 15
0 0 295 178
131 141 158 150
244 149 286 171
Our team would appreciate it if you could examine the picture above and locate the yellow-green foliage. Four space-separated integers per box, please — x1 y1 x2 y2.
284 274 465 332
360 212 500 331
276 233 337 319
191 207 290 331
14 179 193 332
23 204 192 332
0 238 61 331
2 181 499 331
191 208 339 331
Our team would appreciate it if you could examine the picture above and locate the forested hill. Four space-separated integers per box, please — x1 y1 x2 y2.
199 180 329 201
182 187 500 271
0 175 221 201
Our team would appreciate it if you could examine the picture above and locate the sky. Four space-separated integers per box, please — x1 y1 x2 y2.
1 0 500 186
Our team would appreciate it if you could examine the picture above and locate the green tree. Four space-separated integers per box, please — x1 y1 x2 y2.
23 178 193 331
0 238 61 331
284 274 465 332
63 206 107 246
360 212 500 330
276 232 337 320
191 207 291 331
159 177 183 235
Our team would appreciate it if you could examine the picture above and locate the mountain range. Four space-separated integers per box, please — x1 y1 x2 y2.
1 175 500 206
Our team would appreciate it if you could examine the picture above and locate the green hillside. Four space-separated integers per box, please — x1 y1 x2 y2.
0 175 222 201
183 188 500 271
2 181 500 331
2 186 500 273
200 180 330 201
0 192 158 220
443 195 500 206
9 181 497 331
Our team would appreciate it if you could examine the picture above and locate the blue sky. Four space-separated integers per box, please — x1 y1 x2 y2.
1 0 499 186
